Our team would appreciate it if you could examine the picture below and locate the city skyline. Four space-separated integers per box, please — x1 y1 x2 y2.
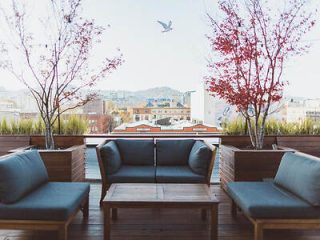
0 0 319 98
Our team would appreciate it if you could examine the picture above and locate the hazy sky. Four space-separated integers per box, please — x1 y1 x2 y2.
0 0 319 98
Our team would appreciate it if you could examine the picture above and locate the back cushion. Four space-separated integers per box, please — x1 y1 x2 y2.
100 141 122 175
275 152 320 206
116 139 154 165
156 139 195 165
188 141 212 176
0 150 48 203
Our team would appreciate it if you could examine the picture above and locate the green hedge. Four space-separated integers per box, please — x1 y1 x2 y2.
0 115 88 135
223 117 320 135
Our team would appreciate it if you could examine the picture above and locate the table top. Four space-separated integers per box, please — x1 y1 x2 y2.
103 183 219 206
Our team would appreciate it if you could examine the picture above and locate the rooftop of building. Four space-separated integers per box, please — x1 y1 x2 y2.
114 119 221 131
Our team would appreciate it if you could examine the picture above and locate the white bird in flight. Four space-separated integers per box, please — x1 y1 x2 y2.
157 20 173 33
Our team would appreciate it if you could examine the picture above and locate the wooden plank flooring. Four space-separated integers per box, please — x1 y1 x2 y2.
1 183 320 240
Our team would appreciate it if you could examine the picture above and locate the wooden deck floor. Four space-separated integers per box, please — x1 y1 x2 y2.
1 183 320 240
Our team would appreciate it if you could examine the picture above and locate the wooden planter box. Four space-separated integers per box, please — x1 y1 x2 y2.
11 136 86 182
220 143 294 191
36 145 86 182
220 135 277 148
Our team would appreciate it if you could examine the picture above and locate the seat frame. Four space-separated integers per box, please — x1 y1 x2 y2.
231 200 320 240
96 139 217 206
0 195 89 240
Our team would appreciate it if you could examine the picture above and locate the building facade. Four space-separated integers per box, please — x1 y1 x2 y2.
129 106 190 122
279 98 320 123
113 120 221 134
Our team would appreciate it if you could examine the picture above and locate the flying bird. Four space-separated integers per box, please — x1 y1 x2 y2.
157 20 173 33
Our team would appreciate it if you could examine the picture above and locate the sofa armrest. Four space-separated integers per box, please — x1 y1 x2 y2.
203 140 217 185
187 140 217 185
96 140 122 189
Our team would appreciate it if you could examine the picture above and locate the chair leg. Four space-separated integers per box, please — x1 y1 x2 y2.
100 185 108 207
100 184 110 207
254 223 263 240
58 225 67 240
82 196 89 219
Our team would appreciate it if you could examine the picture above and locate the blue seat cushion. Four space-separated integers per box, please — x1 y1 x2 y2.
100 141 122 175
0 150 49 203
275 152 320 206
0 182 90 221
156 139 195 165
116 139 154 165
227 182 320 219
108 165 156 183
156 166 206 183
188 141 212 175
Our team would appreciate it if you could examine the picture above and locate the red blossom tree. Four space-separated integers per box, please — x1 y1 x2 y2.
0 0 122 149
206 0 316 149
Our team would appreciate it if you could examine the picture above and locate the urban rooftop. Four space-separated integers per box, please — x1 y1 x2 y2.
0 1 320 240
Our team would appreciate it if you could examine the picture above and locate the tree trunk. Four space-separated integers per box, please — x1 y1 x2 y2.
57 109 61 135
45 124 55 149
247 118 257 149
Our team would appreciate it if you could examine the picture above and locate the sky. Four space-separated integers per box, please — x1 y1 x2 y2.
0 0 319 98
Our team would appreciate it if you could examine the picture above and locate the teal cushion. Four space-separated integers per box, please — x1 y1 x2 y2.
227 182 320 218
156 139 195 165
0 182 90 221
274 152 320 206
188 141 212 175
156 166 206 183
116 139 154 165
100 141 122 175
108 165 156 183
0 150 48 203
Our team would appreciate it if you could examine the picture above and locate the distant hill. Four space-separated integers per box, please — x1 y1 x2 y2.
99 87 184 107
134 87 182 99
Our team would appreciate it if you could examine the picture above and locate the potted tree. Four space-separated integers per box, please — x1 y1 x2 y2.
0 0 122 181
205 0 316 189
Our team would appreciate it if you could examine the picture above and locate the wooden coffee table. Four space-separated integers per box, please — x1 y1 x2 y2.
103 183 219 240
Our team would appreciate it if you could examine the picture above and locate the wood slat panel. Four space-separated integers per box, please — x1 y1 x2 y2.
277 136 320 157
0 136 30 157
39 145 85 182
30 136 85 148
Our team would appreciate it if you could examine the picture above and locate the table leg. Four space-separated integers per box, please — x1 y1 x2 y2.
254 223 263 240
210 205 218 240
104 205 111 240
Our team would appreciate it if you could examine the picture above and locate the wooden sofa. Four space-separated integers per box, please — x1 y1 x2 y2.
96 138 217 205
0 150 90 240
227 152 320 240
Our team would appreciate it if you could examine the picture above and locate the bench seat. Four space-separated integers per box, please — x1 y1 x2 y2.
156 166 206 183
0 182 90 221
228 182 320 219
108 165 156 183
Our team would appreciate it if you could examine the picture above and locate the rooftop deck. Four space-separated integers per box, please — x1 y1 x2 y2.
1 183 319 240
